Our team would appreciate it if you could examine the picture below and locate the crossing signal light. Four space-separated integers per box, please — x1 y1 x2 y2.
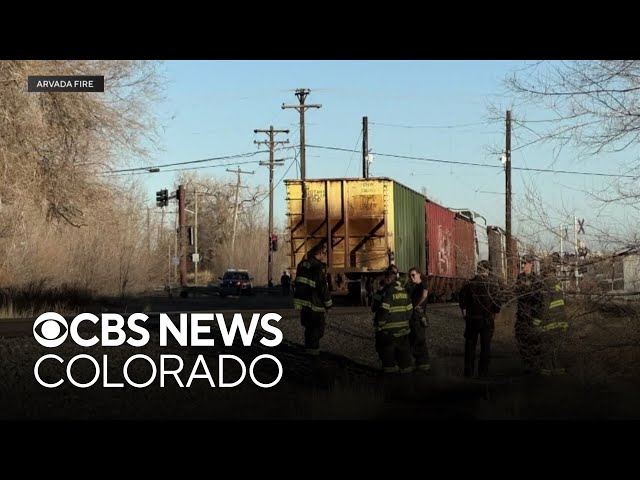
156 189 168 207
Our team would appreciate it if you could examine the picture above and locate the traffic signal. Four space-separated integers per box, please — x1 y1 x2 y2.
155 189 168 207
270 234 278 252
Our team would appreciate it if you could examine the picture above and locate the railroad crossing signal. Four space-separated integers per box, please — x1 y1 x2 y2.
577 218 585 234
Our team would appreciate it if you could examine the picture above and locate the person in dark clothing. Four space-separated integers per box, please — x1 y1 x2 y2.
371 266 413 374
458 260 504 377
407 267 431 372
514 256 543 374
293 242 332 356
371 265 398 312
281 271 291 296
514 257 568 375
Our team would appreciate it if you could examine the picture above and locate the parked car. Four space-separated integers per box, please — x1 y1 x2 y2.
218 269 253 297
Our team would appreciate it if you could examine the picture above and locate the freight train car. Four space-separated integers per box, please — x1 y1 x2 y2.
286 178 425 305
451 209 489 270
453 212 476 285
487 226 520 280
285 177 479 305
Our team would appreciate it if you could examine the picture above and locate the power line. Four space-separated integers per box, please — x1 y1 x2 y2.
306 144 638 179
104 160 264 177
103 151 262 175
345 127 363 176
370 121 494 129
254 153 298 207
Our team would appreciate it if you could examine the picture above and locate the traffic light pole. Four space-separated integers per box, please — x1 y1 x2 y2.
178 185 187 288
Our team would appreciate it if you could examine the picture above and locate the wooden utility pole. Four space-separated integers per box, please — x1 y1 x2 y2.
227 167 255 258
362 116 369 178
282 88 321 181
255 126 289 288
505 110 513 281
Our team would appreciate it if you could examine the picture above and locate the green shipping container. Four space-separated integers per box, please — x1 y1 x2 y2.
392 181 426 274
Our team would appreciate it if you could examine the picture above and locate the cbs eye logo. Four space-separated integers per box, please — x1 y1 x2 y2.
33 312 68 347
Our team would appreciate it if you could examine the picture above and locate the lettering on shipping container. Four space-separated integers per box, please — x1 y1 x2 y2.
359 195 378 210
307 188 325 203
357 182 379 194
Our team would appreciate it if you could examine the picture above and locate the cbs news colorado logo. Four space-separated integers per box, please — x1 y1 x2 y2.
33 311 284 389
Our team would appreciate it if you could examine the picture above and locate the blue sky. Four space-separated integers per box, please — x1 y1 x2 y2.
124 60 636 252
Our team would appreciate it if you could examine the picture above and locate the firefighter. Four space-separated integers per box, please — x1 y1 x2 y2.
371 265 398 313
459 260 503 378
514 255 543 374
514 256 568 375
407 267 431 372
536 260 569 375
293 242 332 356
372 266 414 374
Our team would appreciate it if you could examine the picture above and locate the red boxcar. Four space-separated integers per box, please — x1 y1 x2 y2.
426 200 458 299
426 200 455 277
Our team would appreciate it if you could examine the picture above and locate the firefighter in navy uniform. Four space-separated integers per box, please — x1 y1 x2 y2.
459 260 504 378
293 242 332 356
372 266 414 374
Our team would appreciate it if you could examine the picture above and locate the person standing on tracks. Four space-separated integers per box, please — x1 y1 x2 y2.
515 257 568 376
407 267 431 373
293 242 333 356
459 260 503 378
281 271 291 296
372 266 414 374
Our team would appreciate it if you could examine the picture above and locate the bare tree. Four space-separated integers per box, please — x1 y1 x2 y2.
498 61 640 381
0 60 162 227
503 61 640 199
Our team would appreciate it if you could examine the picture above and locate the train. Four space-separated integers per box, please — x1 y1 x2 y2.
285 177 520 305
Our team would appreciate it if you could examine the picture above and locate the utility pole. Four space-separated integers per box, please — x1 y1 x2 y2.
362 116 369 178
282 88 321 181
174 203 178 284
194 187 199 287
505 110 512 282
227 167 255 258
178 184 187 288
255 125 290 288
159 207 165 244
